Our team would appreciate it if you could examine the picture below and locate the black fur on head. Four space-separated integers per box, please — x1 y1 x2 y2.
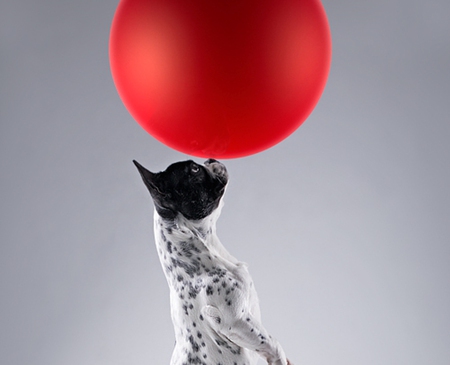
133 159 228 221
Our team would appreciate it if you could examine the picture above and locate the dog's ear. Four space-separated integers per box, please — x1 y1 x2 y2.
133 160 159 193
133 160 177 219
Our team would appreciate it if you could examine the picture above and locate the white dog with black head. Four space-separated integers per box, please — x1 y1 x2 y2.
134 158 291 365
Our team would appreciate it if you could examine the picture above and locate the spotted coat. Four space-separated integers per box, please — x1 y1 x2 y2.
153 202 288 365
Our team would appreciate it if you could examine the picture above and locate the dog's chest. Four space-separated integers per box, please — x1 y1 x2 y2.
153 214 260 365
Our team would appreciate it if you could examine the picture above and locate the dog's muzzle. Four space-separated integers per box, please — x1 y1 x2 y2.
204 159 228 185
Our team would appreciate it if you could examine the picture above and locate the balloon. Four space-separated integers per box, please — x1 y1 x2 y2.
109 0 331 158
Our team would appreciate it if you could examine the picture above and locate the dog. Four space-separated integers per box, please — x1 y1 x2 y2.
133 159 291 365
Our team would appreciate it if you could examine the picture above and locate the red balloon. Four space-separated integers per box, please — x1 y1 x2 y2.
109 0 331 158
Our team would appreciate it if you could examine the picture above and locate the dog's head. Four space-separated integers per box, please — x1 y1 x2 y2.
133 159 228 220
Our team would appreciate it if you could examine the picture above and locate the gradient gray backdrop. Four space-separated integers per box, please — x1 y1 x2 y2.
1 1 449 364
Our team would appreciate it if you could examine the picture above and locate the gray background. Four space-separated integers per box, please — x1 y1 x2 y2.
1 1 449 364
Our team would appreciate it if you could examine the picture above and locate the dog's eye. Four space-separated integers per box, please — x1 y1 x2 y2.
191 164 200 173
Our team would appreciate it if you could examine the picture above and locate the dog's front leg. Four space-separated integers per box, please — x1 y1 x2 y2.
202 305 291 365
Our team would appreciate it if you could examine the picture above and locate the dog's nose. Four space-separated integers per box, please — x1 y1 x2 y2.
204 159 228 183
205 158 218 165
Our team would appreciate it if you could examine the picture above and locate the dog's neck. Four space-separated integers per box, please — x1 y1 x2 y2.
153 199 240 267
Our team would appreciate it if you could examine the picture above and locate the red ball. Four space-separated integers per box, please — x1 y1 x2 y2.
109 0 331 158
